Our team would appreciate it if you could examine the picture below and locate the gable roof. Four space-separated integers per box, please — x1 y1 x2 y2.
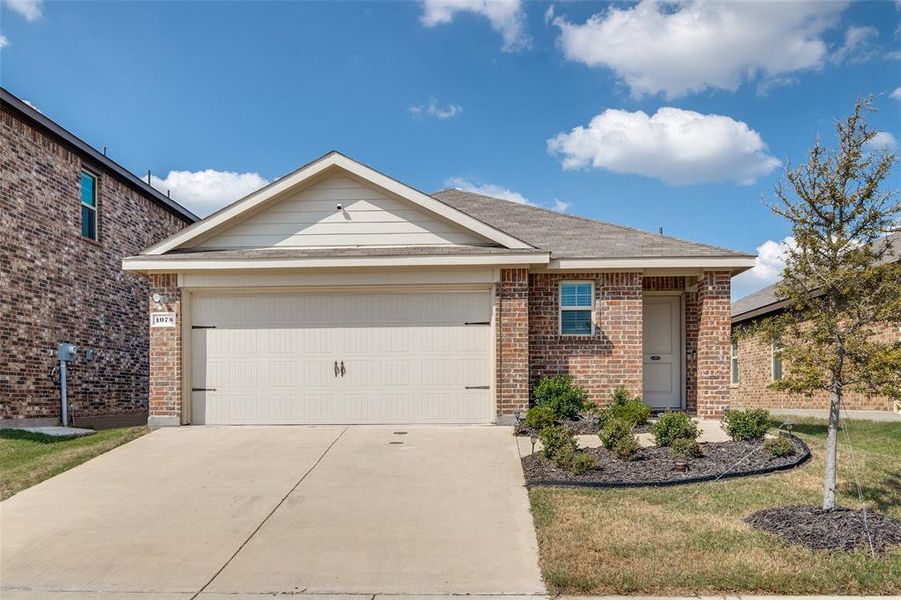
732 231 901 324
1 87 197 223
434 188 754 268
142 151 533 255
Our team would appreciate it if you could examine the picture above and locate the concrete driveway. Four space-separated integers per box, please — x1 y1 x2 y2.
0 426 545 599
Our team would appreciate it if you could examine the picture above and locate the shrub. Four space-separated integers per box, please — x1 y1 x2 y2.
571 452 598 475
651 412 699 447
524 406 556 431
539 424 577 460
553 442 576 470
614 435 640 460
599 417 633 449
764 436 795 458
671 437 703 459
723 408 771 442
533 375 589 421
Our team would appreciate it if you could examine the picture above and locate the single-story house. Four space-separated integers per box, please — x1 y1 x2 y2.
123 152 755 427
730 231 900 413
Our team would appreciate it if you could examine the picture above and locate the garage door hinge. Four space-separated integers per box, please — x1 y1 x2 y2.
192 388 217 392
464 321 490 325
464 385 490 389
192 325 216 329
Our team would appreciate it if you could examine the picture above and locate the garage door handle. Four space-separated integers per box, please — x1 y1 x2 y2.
192 388 216 392
465 385 490 389
334 361 339 377
340 361 346 377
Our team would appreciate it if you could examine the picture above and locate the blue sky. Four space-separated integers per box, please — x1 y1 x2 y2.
1 0 899 298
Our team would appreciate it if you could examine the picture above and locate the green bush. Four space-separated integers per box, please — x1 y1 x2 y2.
608 388 652 426
723 408 771 442
571 452 598 475
671 437 703 459
533 375 589 421
614 435 640 460
553 443 576 470
539 424 577 460
764 436 795 458
524 406 556 431
610 385 632 405
651 412 699 447
599 417 633 449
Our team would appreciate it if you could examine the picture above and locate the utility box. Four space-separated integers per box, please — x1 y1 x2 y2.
57 343 78 361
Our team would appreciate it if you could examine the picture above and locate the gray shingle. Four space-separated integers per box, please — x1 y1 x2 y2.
432 188 752 260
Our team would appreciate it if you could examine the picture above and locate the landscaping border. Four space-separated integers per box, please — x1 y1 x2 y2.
524 434 811 489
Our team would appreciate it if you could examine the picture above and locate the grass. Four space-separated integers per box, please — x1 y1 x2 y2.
529 418 901 595
0 426 147 501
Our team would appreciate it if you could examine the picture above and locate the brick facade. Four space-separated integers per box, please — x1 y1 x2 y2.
496 268 530 418
696 271 732 418
730 323 899 412
148 275 183 426
0 104 191 425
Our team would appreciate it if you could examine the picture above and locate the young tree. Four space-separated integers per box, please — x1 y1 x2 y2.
764 98 900 510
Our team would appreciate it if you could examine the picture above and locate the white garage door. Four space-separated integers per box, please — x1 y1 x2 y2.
190 290 493 425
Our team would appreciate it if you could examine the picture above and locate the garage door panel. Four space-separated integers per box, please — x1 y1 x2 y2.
191 290 493 424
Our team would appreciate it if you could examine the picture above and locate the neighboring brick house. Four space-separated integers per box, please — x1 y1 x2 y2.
122 151 754 428
729 232 900 413
0 88 197 428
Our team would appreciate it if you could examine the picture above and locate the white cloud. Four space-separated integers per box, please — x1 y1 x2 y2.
0 34 8 49
887 50 901 60
409 99 463 120
866 131 898 152
148 169 269 217
444 177 570 212
553 0 847 98
547 107 781 186
22 99 41 113
4 0 43 21
420 0 530 52
732 237 795 299
831 25 878 64
891 87 901 101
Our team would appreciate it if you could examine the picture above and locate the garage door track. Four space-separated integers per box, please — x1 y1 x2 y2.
0 426 546 598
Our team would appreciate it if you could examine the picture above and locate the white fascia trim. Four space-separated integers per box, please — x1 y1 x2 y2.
123 252 548 273
547 257 757 270
143 152 532 255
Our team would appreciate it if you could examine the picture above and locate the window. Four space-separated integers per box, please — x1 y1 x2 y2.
730 339 739 385
80 170 98 240
772 341 783 381
559 282 594 335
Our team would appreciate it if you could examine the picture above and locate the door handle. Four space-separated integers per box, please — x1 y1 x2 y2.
334 361 339 377
650 356 661 361
340 361 346 377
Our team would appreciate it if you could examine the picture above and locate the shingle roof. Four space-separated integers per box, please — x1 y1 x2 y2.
732 231 901 323
432 188 752 260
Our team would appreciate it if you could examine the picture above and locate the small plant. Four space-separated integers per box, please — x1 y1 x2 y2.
599 417 633 449
671 437 703 459
607 386 652 426
553 442 576 470
614 435 640 460
524 406 556 431
723 408 771 442
533 375 589 421
651 411 699 447
539 424 577 460
571 452 598 475
764 436 795 458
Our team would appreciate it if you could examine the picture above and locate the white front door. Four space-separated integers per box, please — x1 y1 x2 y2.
642 295 682 410
190 290 493 425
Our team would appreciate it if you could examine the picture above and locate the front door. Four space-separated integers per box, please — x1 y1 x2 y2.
642 295 682 410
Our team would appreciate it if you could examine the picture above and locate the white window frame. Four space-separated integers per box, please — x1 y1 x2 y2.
771 341 783 382
558 280 595 336
80 169 99 241
730 338 739 385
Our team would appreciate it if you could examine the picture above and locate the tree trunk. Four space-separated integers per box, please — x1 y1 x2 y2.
823 385 841 510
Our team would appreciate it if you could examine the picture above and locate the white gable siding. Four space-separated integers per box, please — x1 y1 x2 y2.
194 176 487 249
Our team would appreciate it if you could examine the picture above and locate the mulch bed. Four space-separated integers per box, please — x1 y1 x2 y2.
515 418 650 437
745 505 901 553
522 436 809 488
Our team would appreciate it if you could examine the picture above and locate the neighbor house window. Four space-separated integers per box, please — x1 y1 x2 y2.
731 339 740 385
772 341 783 381
80 170 98 240
559 281 594 335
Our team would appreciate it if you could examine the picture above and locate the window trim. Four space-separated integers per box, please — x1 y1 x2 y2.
80 169 99 242
558 280 595 336
730 338 739 385
771 341 783 382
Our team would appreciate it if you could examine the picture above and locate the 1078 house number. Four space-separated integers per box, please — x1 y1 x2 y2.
150 312 177 328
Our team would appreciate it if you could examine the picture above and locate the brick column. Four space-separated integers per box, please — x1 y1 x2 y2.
148 274 182 428
602 272 644 399
696 271 731 419
496 268 529 422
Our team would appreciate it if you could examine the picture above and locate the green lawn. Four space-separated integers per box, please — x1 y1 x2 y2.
530 418 901 595
0 426 147 501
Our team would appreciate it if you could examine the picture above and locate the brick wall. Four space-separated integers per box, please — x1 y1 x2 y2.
496 268 530 418
696 271 732 418
148 275 182 425
730 323 898 412
528 272 643 407
0 106 191 423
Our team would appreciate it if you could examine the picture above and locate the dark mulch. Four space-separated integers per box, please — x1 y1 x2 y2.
745 504 901 553
522 436 809 487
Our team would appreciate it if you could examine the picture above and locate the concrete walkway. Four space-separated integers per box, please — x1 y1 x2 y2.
770 408 901 422
1 426 545 598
